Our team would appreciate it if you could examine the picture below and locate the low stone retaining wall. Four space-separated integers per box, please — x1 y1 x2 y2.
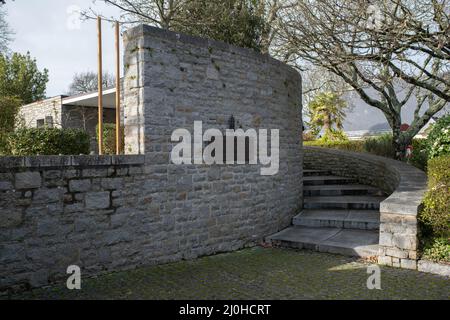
418 260 450 277
304 147 428 270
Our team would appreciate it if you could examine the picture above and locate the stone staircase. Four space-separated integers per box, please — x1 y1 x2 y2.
267 169 388 257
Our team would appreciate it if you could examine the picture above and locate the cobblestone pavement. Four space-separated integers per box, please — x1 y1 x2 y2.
6 247 450 300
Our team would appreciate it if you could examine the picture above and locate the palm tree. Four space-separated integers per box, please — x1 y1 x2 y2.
307 92 348 141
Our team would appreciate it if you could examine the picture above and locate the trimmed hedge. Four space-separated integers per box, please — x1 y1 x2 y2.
419 156 450 263
304 140 365 152
363 133 395 158
4 127 90 156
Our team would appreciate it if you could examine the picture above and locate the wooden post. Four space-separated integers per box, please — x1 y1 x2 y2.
115 21 121 155
97 16 104 155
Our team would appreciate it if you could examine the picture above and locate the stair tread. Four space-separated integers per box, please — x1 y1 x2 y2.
303 184 380 191
304 195 386 203
267 226 379 257
296 209 379 222
303 176 355 181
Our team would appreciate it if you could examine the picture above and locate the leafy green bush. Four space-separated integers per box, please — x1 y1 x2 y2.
97 123 123 155
0 96 22 155
419 156 450 237
409 138 428 171
421 237 450 263
427 115 450 159
363 133 395 158
418 156 450 263
6 127 90 155
304 140 365 152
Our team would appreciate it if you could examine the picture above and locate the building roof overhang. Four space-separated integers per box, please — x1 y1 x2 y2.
62 87 117 109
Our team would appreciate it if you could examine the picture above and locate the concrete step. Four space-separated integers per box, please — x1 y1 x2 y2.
303 169 331 177
303 195 385 210
292 209 380 230
266 226 379 258
303 184 385 197
303 176 357 186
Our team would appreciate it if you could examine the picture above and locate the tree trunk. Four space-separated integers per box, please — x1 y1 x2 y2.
392 115 407 160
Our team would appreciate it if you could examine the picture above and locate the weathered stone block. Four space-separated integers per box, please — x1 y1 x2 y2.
33 188 64 203
379 232 393 247
386 248 408 259
15 172 42 189
0 181 13 191
101 178 124 190
378 255 392 266
85 191 110 209
400 259 417 270
0 209 23 228
392 234 417 250
69 179 92 192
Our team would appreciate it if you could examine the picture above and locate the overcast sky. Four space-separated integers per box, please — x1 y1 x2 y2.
5 0 122 97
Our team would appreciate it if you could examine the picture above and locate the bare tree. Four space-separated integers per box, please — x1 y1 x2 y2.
83 0 187 29
0 5 13 53
68 71 115 95
84 0 289 52
278 0 449 158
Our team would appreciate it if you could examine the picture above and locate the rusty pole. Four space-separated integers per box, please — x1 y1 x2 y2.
97 16 104 155
115 21 121 155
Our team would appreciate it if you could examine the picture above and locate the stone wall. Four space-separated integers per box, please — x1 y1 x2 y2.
303 147 427 270
122 25 302 157
0 25 303 291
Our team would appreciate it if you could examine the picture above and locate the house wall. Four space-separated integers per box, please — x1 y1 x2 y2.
18 96 64 128
18 100 116 153
0 25 303 292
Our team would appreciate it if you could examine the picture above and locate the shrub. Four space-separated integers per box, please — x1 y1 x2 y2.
421 237 450 263
409 138 428 171
6 127 90 156
304 140 365 152
0 96 22 155
419 156 450 255
302 131 316 142
97 123 124 155
363 133 395 158
427 115 450 159
418 155 450 263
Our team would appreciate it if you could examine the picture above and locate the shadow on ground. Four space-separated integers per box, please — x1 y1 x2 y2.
4 247 450 300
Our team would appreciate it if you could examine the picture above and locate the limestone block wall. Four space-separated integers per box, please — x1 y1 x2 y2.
0 25 303 291
19 96 65 128
304 147 427 270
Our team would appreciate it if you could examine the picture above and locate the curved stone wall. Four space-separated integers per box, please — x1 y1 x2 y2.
0 26 302 291
304 146 427 269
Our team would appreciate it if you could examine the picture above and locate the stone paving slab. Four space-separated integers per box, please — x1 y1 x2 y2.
267 227 378 257
5 248 449 300
320 229 379 257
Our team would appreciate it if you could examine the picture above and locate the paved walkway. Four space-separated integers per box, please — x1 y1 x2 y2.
7 247 450 300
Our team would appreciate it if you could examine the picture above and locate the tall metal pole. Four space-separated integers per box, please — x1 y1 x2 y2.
115 21 121 155
97 16 104 155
